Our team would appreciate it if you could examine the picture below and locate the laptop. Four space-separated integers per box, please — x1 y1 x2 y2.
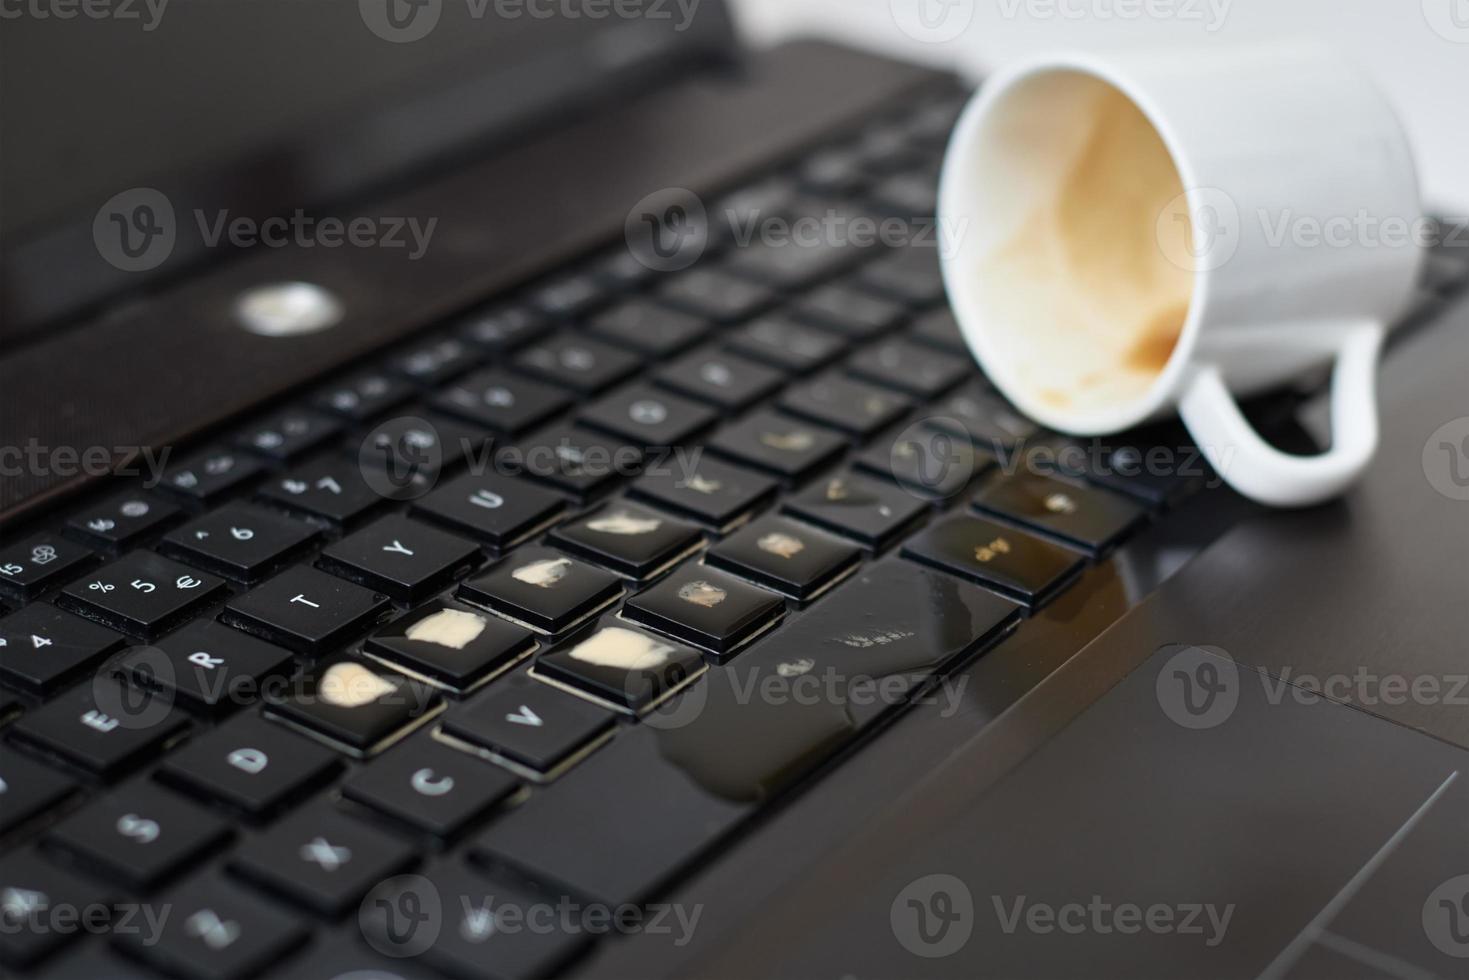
1 3 1466 978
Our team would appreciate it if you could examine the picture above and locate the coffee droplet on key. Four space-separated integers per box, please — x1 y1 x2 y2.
568 626 675 671
586 511 662 535
757 532 805 558
678 580 727 608
512 557 572 588
319 662 398 708
405 608 486 649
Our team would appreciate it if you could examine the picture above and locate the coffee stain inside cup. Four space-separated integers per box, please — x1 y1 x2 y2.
976 83 1193 417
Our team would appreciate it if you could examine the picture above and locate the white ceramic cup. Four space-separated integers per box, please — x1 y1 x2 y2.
938 43 1423 508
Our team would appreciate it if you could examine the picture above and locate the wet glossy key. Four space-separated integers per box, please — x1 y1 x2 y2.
655 346 783 412
783 471 927 550
536 623 706 713
365 601 535 691
630 455 777 532
706 410 846 484
457 547 623 634
264 656 440 756
972 471 1147 553
431 368 571 435
623 564 785 658
706 514 861 600
902 513 1086 606
440 679 616 774
548 501 703 579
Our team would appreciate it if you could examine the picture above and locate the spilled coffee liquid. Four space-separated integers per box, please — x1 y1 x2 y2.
979 85 1193 415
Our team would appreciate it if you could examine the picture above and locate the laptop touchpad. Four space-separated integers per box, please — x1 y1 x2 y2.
785 646 1469 980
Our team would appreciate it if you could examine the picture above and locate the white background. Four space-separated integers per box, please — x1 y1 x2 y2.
728 0 1469 210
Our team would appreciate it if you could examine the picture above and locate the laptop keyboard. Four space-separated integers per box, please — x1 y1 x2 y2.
0 87 1461 979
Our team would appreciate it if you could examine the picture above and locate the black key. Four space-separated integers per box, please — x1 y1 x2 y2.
234 409 342 462
536 624 705 713
457 547 622 635
848 338 970 398
902 513 1086 606
11 682 187 777
0 851 113 968
778 374 911 438
872 171 938 218
230 805 417 915
798 147 868 195
50 784 230 888
909 307 969 354
655 346 783 411
0 605 123 692
274 935 443 980
224 565 390 655
314 371 413 422
389 335 479 386
930 384 1040 449
457 304 545 352
0 749 75 835
67 492 180 550
162 503 319 582
711 177 797 243
319 515 480 603
858 426 997 502
503 423 641 498
0 536 93 599
972 472 1147 553
365 601 536 691
256 456 387 524
119 874 307 980
431 368 571 435
362 865 589 980
657 266 776 322
342 736 518 837
513 335 639 394
266 656 440 755
726 315 847 373
723 229 863 290
854 124 923 174
548 501 703 579
160 717 341 816
116 620 293 714
586 298 711 357
158 448 264 506
357 412 488 482
441 680 615 774
706 515 861 600
412 471 564 549
856 244 946 306
528 270 607 318
39 947 156 980
624 565 785 658
1044 431 1206 508
59 552 225 637
578 383 719 447
706 410 846 484
593 246 661 289
791 281 907 340
629 455 777 531
783 471 928 550
473 726 745 907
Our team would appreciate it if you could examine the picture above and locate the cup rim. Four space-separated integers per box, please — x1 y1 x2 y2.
938 53 1210 436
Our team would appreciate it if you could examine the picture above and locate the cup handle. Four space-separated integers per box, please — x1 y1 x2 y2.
1177 322 1386 508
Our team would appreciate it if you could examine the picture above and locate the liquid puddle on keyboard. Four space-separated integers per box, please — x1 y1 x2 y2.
651 563 1017 802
